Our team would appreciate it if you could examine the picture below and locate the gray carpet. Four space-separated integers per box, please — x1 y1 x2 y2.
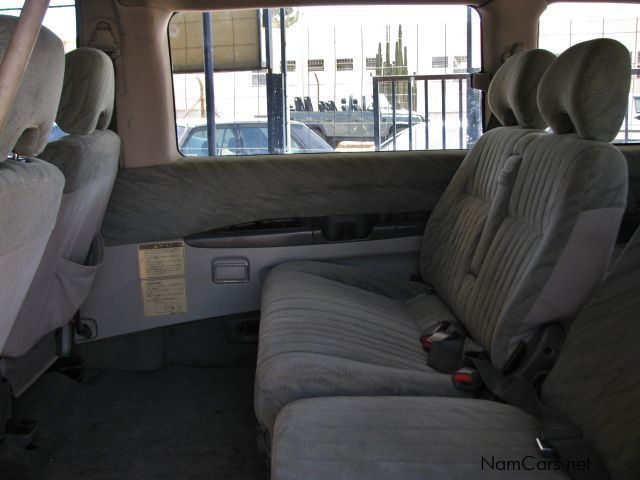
1 366 268 480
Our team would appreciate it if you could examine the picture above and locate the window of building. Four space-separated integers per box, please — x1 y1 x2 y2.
308 59 324 72
251 72 267 87
336 58 354 71
539 2 640 143
431 56 448 69
169 5 482 156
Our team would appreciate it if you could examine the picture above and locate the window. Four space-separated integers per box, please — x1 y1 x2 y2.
452 55 468 73
539 3 640 143
290 123 333 152
181 125 240 156
251 72 267 87
169 5 482 156
431 56 448 68
239 125 270 155
2 1 76 52
308 59 324 72
336 58 354 71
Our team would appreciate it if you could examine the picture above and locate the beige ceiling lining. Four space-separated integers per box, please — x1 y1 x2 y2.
117 0 484 11
116 0 640 10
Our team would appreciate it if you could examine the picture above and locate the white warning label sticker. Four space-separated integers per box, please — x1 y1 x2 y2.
138 242 188 317
138 242 185 279
141 277 188 317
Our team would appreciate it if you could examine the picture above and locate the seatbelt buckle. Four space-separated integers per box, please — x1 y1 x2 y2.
535 436 557 459
421 330 452 351
420 322 451 351
452 367 483 391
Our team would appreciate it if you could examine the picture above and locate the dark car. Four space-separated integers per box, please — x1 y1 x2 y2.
179 120 333 156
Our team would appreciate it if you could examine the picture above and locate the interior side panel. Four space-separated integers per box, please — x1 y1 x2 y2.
79 236 423 341
621 145 640 202
102 151 465 245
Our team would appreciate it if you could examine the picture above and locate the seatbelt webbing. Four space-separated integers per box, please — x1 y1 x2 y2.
471 357 610 480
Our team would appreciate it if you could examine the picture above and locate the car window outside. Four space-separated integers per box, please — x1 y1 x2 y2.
1 1 76 52
539 2 640 143
169 5 482 157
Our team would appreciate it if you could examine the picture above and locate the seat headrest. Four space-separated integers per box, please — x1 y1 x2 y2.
0 15 64 162
56 48 115 136
488 49 556 129
537 38 631 142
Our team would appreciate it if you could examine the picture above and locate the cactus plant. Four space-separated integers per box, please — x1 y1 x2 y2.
375 24 415 110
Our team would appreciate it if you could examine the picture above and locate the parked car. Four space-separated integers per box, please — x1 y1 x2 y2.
179 120 333 156
379 120 478 151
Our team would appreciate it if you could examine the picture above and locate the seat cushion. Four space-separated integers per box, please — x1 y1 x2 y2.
272 396 569 480
255 261 461 435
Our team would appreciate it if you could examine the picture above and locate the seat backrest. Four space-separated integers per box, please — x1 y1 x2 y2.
0 16 65 353
3 47 120 359
419 48 555 350
420 39 630 368
541 226 640 480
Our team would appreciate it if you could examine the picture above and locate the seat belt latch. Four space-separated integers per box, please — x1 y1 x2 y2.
535 436 557 459
421 330 452 351
420 322 451 351
452 367 483 391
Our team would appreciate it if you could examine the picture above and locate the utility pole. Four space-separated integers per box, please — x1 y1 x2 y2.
202 12 216 156
264 9 286 153
466 6 481 146
280 8 289 150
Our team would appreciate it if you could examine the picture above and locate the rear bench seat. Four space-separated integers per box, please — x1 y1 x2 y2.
255 38 631 438
271 226 640 480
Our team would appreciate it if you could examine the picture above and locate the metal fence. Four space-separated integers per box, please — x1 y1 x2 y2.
372 74 482 151
622 68 640 143
374 70 640 150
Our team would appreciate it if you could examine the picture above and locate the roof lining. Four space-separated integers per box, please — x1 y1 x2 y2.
116 0 640 10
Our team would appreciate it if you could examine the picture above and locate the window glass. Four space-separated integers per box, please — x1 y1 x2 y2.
182 126 208 156
239 126 269 155
181 125 238 156
539 3 640 143
2 1 77 142
290 123 333 152
169 5 482 157
1 1 76 52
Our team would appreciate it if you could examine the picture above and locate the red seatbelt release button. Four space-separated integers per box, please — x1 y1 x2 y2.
452 367 482 391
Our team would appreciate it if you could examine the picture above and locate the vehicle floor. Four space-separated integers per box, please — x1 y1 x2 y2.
1 365 268 480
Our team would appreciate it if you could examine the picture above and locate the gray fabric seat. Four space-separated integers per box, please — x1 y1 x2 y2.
273 397 566 480
255 39 630 437
0 16 65 355
271 223 640 480
2 48 120 362
257 261 460 431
